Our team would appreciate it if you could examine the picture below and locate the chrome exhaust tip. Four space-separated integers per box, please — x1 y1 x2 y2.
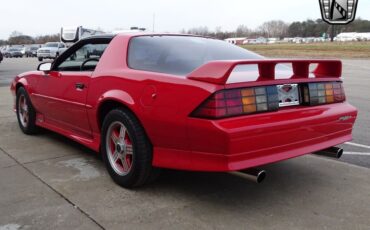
229 168 266 183
313 147 343 159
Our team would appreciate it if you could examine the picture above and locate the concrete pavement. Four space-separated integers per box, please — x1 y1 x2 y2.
1 58 370 229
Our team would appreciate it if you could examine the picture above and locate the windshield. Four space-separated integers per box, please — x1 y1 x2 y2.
128 36 263 76
45 43 59 48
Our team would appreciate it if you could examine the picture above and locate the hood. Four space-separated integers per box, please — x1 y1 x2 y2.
18 70 41 78
39 47 58 51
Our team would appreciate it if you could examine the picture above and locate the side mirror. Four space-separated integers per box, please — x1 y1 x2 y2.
37 62 52 72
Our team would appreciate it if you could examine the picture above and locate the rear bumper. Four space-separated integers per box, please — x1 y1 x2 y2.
153 102 357 171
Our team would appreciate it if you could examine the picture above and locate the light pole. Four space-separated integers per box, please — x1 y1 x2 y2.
152 13 155 32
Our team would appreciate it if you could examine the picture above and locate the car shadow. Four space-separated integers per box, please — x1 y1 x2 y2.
37 126 329 205
37 127 101 159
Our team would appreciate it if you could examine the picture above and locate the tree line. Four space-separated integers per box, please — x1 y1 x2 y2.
182 18 370 40
0 31 59 46
1 18 370 46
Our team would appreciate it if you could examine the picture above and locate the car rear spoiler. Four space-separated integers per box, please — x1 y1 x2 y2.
187 59 342 85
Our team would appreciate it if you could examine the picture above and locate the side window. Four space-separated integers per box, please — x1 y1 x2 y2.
56 43 108 71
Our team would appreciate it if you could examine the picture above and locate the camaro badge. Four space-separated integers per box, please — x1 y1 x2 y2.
319 0 358 25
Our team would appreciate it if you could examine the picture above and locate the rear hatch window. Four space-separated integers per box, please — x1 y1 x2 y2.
128 35 263 76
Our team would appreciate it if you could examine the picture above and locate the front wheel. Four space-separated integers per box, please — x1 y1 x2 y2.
16 87 38 134
101 108 159 188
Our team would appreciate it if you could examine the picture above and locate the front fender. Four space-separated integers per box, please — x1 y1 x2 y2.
10 76 31 111
11 76 31 95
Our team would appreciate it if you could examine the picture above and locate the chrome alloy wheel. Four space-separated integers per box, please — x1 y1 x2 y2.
106 121 134 176
18 95 29 128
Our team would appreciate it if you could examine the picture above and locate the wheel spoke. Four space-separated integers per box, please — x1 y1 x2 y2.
112 151 119 163
22 103 28 112
121 155 130 171
125 144 133 155
111 132 119 144
119 125 126 140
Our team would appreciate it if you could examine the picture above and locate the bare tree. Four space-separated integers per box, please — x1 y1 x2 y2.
236 25 250 37
9 31 23 38
258 20 289 38
34 34 60 44
0 39 7 46
187 26 209 36
8 34 34 45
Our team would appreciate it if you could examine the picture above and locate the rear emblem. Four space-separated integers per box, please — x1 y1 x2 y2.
282 85 293 93
318 0 358 25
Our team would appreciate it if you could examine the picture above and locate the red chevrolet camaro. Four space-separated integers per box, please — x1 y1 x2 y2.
11 33 357 187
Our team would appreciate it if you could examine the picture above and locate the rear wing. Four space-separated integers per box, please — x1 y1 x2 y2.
187 59 342 85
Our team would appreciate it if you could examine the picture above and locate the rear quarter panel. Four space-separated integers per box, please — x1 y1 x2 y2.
88 35 222 150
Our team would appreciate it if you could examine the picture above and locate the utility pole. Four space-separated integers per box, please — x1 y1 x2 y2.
152 13 155 32
331 25 335 42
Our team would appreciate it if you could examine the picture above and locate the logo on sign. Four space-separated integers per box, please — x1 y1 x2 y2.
318 0 359 25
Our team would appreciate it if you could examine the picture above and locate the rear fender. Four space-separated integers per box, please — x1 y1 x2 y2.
94 89 136 128
97 89 135 108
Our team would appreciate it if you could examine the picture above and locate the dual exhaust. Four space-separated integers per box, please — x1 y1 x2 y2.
229 146 343 184
312 146 343 159
229 168 267 184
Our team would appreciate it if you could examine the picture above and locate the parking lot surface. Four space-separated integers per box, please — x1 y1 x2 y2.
0 58 370 229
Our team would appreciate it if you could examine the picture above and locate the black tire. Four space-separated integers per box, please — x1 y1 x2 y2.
38 57 43 61
101 108 159 188
16 87 38 134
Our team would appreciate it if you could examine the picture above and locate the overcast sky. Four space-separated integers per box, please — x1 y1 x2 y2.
1 0 369 39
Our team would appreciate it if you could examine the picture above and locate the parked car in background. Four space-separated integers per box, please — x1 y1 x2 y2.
37 42 67 61
86 44 106 58
25 46 39 57
3 48 23 58
0 51 3 63
20 47 27 57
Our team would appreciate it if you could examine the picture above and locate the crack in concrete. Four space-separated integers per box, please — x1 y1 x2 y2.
22 153 81 165
0 146 105 230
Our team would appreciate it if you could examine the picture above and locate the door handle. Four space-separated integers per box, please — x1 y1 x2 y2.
75 83 85 90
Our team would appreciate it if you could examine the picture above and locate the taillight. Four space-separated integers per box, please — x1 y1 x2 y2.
192 81 346 119
192 86 279 119
302 82 345 105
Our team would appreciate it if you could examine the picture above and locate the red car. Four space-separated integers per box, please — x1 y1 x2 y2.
11 34 357 187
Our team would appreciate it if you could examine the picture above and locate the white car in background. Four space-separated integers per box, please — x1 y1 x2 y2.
37 42 67 61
